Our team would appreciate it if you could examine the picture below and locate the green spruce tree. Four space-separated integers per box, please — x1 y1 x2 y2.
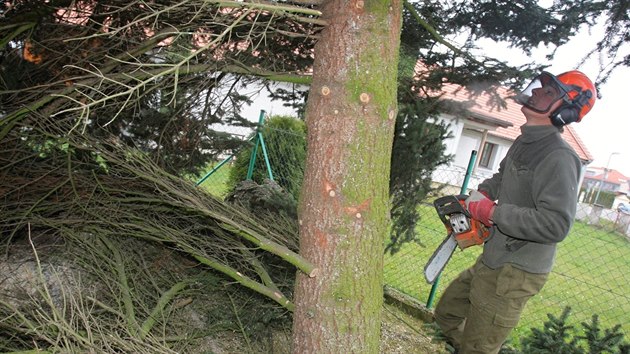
580 314 626 354
510 307 630 354
520 307 583 354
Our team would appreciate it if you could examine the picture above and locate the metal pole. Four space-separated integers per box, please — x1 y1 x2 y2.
426 150 478 309
196 155 234 186
258 132 274 181
246 110 266 180
459 150 477 195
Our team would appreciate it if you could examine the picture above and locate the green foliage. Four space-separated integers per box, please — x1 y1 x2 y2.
580 314 628 354
518 307 583 354
1 1 319 176
400 2 543 95
400 1 627 90
22 133 109 173
387 100 452 253
226 115 306 201
385 43 454 253
90 77 256 176
505 307 629 354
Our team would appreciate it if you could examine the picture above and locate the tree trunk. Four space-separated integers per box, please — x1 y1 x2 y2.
292 0 402 352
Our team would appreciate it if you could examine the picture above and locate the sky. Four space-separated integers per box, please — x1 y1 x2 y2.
477 23 630 177
571 66 630 177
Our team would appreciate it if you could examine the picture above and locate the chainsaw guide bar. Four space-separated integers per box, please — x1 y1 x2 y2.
424 233 457 284
423 195 490 284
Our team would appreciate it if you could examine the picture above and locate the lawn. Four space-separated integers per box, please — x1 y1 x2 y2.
384 203 630 340
193 160 233 198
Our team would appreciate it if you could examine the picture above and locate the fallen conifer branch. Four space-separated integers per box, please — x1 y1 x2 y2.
0 120 314 313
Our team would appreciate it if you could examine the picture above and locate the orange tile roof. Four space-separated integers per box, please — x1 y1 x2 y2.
438 83 593 162
587 167 629 185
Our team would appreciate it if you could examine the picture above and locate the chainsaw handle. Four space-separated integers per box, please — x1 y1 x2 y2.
433 195 471 222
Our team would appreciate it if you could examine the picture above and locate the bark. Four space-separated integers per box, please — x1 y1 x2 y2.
292 0 402 352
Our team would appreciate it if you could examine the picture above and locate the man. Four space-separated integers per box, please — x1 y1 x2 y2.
434 70 597 353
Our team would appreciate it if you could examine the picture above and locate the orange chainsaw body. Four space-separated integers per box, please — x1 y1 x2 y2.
433 195 490 250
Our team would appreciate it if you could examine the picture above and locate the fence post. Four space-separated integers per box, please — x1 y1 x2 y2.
258 130 274 181
426 150 478 309
246 110 274 181
246 110 265 180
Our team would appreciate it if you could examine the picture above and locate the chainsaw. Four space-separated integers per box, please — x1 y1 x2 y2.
423 195 490 284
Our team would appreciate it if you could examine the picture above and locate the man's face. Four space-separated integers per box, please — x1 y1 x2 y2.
527 84 563 113
516 73 567 114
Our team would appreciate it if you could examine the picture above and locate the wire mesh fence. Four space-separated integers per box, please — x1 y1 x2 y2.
195 111 306 201
193 117 256 197
197 112 630 342
384 165 630 341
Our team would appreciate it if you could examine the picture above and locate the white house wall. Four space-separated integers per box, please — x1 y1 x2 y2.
437 114 464 158
430 112 511 189
455 132 480 168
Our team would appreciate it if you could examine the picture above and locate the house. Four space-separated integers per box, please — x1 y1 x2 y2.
581 166 630 207
432 82 593 191
582 166 629 195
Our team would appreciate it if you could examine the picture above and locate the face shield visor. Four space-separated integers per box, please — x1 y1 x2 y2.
515 72 571 114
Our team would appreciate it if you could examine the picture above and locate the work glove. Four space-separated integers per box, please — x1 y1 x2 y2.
465 190 496 227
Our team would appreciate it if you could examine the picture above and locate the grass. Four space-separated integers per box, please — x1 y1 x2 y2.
384 203 630 341
193 160 233 198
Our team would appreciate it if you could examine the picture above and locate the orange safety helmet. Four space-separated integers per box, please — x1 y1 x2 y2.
516 70 597 126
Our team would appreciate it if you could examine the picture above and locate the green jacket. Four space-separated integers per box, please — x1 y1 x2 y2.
478 125 581 273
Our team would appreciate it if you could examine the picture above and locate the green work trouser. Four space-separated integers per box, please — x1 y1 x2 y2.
434 258 548 354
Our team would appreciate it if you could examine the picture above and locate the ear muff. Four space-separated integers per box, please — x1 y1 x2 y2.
549 89 592 126
550 104 580 127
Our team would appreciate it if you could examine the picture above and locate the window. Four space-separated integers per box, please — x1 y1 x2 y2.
479 142 497 168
